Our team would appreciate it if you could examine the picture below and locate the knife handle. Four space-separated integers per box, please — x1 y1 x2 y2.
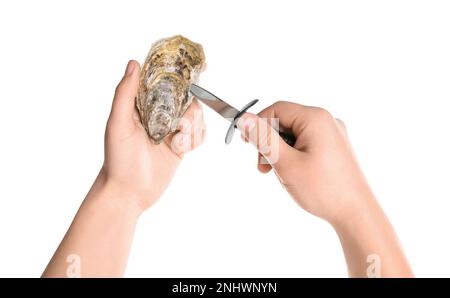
225 99 297 147
279 131 297 147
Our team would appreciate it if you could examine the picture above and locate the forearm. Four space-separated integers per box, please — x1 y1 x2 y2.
42 171 142 277
332 196 413 277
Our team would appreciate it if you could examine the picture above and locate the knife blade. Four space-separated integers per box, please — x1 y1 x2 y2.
189 84 240 121
189 84 296 146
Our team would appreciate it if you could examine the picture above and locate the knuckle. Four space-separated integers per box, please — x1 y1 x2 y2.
114 80 126 97
335 118 346 130
312 107 333 121
273 100 288 107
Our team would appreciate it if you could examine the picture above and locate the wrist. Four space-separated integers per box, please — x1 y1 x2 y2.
328 190 381 234
330 194 386 240
328 192 413 277
86 170 145 219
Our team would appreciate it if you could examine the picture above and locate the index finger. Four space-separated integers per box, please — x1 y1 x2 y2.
256 101 312 138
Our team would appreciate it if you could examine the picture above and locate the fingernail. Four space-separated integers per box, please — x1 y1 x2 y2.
236 115 256 131
124 60 135 76
259 155 269 165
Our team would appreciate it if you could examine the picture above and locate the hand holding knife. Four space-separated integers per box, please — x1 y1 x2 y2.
189 84 296 146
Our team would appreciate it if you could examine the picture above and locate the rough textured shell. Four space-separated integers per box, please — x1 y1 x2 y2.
136 35 205 144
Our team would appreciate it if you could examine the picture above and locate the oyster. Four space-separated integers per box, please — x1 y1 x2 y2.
136 35 206 144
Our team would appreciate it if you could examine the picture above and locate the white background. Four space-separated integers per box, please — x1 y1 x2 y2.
0 0 449 277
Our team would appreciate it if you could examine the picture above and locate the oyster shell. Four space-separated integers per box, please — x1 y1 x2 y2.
136 35 206 144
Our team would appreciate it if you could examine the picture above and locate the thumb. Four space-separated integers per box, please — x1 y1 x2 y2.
236 112 296 172
110 60 140 126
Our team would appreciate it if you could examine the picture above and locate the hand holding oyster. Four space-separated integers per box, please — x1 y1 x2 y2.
136 35 206 144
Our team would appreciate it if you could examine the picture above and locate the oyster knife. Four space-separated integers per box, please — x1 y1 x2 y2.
189 84 296 146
